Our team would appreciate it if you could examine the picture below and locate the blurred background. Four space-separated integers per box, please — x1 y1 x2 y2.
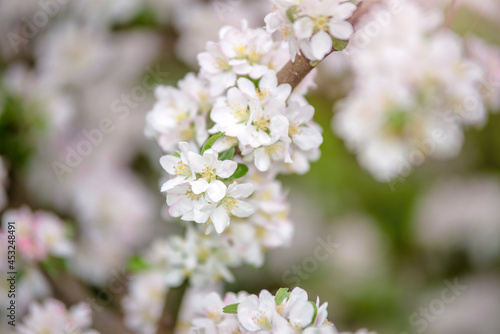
1 0 500 333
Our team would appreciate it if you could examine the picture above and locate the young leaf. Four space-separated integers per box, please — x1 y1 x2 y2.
286 5 297 22
219 146 235 161
308 301 318 327
230 163 248 179
275 288 290 305
223 303 239 314
201 132 225 154
127 255 150 273
332 38 349 51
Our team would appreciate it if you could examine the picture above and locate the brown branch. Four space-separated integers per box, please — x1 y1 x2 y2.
277 0 376 90
40 268 133 334
155 282 189 334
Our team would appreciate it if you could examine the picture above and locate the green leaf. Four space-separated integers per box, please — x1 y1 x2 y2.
286 5 297 22
308 301 318 327
332 38 349 51
127 255 150 273
230 163 248 179
173 151 181 158
223 303 239 314
201 132 225 154
275 288 290 305
219 146 235 161
310 60 320 67
41 256 67 278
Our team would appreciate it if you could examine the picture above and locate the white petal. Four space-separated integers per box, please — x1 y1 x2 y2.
159 155 180 175
289 301 315 328
211 206 230 233
238 77 258 99
228 182 254 198
216 160 237 178
254 148 271 171
336 2 357 20
293 17 314 39
259 70 278 91
311 30 333 61
293 127 323 151
161 177 187 192
206 180 227 202
188 151 204 172
191 179 209 194
231 201 254 217
329 20 354 40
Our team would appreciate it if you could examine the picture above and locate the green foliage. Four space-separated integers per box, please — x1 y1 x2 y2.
275 287 290 305
219 146 235 161
127 255 150 273
222 303 239 314
0 91 44 171
201 132 225 154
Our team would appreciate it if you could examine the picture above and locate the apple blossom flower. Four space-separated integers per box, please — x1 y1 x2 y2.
1 206 74 262
204 181 255 234
17 299 99 334
145 74 210 153
265 0 357 61
183 287 338 334
188 149 238 202
122 271 168 334
198 21 277 96
160 142 197 192
334 2 487 181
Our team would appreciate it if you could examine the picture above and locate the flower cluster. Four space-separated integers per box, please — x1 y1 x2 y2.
2 206 74 262
184 287 337 334
333 1 487 182
146 20 324 238
265 0 357 61
17 299 99 334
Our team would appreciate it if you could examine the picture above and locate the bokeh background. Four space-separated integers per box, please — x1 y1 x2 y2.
1 0 500 333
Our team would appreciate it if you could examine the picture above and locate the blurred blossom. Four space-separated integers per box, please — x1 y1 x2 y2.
422 275 500 334
465 35 500 111
326 214 389 285
122 270 168 334
334 1 487 182
1 206 74 262
415 176 500 265
69 165 154 284
17 298 99 334
173 0 271 67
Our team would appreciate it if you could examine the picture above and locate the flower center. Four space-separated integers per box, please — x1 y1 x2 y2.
314 16 330 31
289 121 303 137
223 198 239 215
174 161 191 177
216 57 231 71
255 88 270 101
265 143 284 158
254 115 271 132
201 165 217 181
185 189 202 201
